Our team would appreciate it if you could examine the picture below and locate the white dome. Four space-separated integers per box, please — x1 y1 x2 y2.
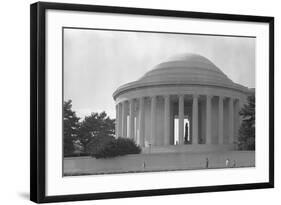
113 53 249 99
139 53 232 85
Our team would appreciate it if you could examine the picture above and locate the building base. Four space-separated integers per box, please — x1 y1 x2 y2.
141 144 235 154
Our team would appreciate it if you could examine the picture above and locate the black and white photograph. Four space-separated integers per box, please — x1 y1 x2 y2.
29 2 274 203
0 0 279 204
63 28 256 176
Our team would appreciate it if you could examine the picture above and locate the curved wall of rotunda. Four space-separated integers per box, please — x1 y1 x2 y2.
113 54 253 149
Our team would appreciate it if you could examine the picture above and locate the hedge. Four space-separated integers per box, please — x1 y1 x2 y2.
88 137 141 159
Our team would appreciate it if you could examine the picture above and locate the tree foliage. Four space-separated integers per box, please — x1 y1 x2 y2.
88 137 141 159
63 100 80 156
238 94 255 150
79 111 115 153
63 100 141 158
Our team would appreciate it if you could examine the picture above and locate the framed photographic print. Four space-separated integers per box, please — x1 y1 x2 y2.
30 2 274 203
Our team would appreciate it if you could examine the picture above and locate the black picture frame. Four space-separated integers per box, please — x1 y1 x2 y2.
30 1 274 203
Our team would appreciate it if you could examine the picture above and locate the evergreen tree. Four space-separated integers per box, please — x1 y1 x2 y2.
238 94 255 150
63 100 80 156
79 111 115 153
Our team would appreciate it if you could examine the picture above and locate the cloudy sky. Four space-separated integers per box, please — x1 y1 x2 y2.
64 28 255 119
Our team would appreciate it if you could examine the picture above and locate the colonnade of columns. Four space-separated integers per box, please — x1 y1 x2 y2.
115 94 240 147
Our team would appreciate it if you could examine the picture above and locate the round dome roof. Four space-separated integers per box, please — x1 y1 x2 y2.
139 53 231 84
113 53 249 99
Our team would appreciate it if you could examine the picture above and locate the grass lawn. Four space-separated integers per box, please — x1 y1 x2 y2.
64 150 255 176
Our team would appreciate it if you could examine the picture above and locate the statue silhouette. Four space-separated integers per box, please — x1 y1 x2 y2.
184 122 188 144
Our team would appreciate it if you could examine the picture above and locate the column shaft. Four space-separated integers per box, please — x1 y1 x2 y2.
192 94 199 144
122 101 127 137
237 99 242 135
206 95 212 144
138 97 145 146
115 104 119 138
118 103 122 137
218 96 224 144
237 99 242 129
164 95 171 146
150 96 157 146
229 98 234 144
129 99 134 139
178 95 184 145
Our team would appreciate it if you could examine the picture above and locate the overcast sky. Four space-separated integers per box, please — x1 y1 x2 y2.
64 28 255 119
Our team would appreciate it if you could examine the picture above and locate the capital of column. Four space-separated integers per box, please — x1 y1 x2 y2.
236 98 242 108
218 95 225 103
164 95 170 100
149 95 157 104
150 96 157 107
192 94 199 103
178 94 184 99
193 93 199 99
121 100 128 106
138 96 145 102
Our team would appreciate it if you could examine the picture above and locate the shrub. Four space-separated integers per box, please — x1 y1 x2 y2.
85 134 115 156
88 137 141 158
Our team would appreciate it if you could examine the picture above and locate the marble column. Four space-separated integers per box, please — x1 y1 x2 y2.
237 99 242 135
118 103 122 137
192 94 199 144
129 99 134 139
218 96 224 144
138 97 145 146
122 101 127 137
164 95 171 146
206 95 212 144
229 97 234 144
115 104 119 138
178 95 184 145
150 96 157 146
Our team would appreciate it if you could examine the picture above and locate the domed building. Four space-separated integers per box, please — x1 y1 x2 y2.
113 53 253 152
